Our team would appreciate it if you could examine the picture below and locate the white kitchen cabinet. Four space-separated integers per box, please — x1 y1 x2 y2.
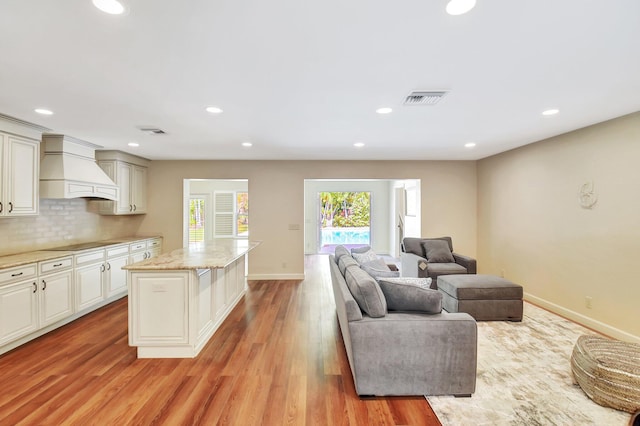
0 132 39 217
128 251 249 358
0 264 39 346
74 249 106 312
197 269 213 341
129 238 162 263
38 257 74 327
96 151 150 215
105 245 129 298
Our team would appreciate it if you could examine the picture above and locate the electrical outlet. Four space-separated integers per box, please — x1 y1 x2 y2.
585 296 593 309
282 262 287 269
500 269 505 278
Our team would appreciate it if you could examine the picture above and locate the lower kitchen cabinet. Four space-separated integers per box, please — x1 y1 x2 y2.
0 236 162 355
75 260 106 312
0 279 39 346
39 270 73 327
106 254 128 297
39 256 74 327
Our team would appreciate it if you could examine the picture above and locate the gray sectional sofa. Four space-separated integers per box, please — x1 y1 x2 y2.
329 248 477 396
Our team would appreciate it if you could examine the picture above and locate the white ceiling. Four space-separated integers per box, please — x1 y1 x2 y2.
1 0 639 160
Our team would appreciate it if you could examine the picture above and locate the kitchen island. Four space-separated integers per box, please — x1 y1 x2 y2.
123 239 260 358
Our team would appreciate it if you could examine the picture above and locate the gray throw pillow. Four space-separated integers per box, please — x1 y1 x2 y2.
377 277 441 313
360 259 400 279
334 245 351 261
338 255 359 276
344 266 387 318
351 246 378 264
422 239 455 263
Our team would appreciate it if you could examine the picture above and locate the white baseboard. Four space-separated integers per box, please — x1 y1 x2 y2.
248 273 306 281
524 292 640 344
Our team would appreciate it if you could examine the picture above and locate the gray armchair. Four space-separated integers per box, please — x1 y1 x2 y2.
401 236 477 289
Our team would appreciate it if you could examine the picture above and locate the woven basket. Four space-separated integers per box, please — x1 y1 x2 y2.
571 335 640 413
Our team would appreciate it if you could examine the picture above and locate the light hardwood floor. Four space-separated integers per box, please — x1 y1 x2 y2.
0 255 441 425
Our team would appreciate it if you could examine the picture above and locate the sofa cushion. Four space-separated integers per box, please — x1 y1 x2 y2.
334 245 351 262
422 239 455 263
338 255 360 276
402 237 425 257
345 266 387 318
351 246 379 264
427 262 467 275
360 259 400 279
403 237 454 257
377 277 441 313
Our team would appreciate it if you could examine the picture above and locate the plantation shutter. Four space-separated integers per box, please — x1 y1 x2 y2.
214 191 235 237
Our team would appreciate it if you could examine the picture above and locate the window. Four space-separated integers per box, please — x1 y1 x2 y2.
214 191 249 238
237 192 249 237
189 198 206 243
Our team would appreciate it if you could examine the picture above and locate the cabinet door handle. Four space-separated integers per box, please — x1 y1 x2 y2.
0 201 3 213
8 202 13 213
129 204 133 212
42 280 47 291
53 263 63 267
11 272 24 277
33 282 37 293
133 204 137 211
107 262 111 270
100 264 106 272
143 252 148 259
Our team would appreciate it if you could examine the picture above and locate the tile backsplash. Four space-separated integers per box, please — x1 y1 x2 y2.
0 199 145 256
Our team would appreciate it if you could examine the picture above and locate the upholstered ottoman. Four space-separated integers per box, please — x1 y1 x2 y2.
571 335 640 413
437 274 523 321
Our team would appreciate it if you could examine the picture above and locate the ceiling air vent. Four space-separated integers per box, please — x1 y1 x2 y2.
403 90 448 106
138 127 166 135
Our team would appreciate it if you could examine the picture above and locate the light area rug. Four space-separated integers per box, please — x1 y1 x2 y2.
427 302 632 425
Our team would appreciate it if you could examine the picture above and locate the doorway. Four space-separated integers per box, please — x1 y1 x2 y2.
318 191 371 254
304 179 420 256
183 179 249 247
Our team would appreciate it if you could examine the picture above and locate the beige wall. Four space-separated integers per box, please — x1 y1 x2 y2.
138 160 477 279
477 112 640 342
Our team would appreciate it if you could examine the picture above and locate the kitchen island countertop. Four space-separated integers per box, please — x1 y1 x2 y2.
123 239 261 271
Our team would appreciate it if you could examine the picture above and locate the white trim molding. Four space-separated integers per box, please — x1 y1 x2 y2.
248 273 305 281
525 292 640 344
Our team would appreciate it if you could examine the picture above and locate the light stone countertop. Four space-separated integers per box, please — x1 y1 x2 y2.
0 251 75 269
123 239 261 271
0 235 162 270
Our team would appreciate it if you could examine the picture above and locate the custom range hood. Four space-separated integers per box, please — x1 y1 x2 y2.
39 134 119 200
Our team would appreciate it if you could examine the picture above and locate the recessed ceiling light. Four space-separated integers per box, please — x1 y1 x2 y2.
205 106 223 114
446 0 476 15
128 142 139 147
376 107 393 114
464 142 476 148
354 142 365 148
542 109 559 116
34 108 53 115
241 142 253 147
92 0 125 15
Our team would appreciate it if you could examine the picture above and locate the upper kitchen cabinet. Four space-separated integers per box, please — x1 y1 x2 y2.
0 114 47 218
95 151 150 215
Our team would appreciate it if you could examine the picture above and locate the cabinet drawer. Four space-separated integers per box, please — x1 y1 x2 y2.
75 249 106 266
0 264 38 285
146 238 162 249
130 242 146 252
107 245 129 258
40 257 73 274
